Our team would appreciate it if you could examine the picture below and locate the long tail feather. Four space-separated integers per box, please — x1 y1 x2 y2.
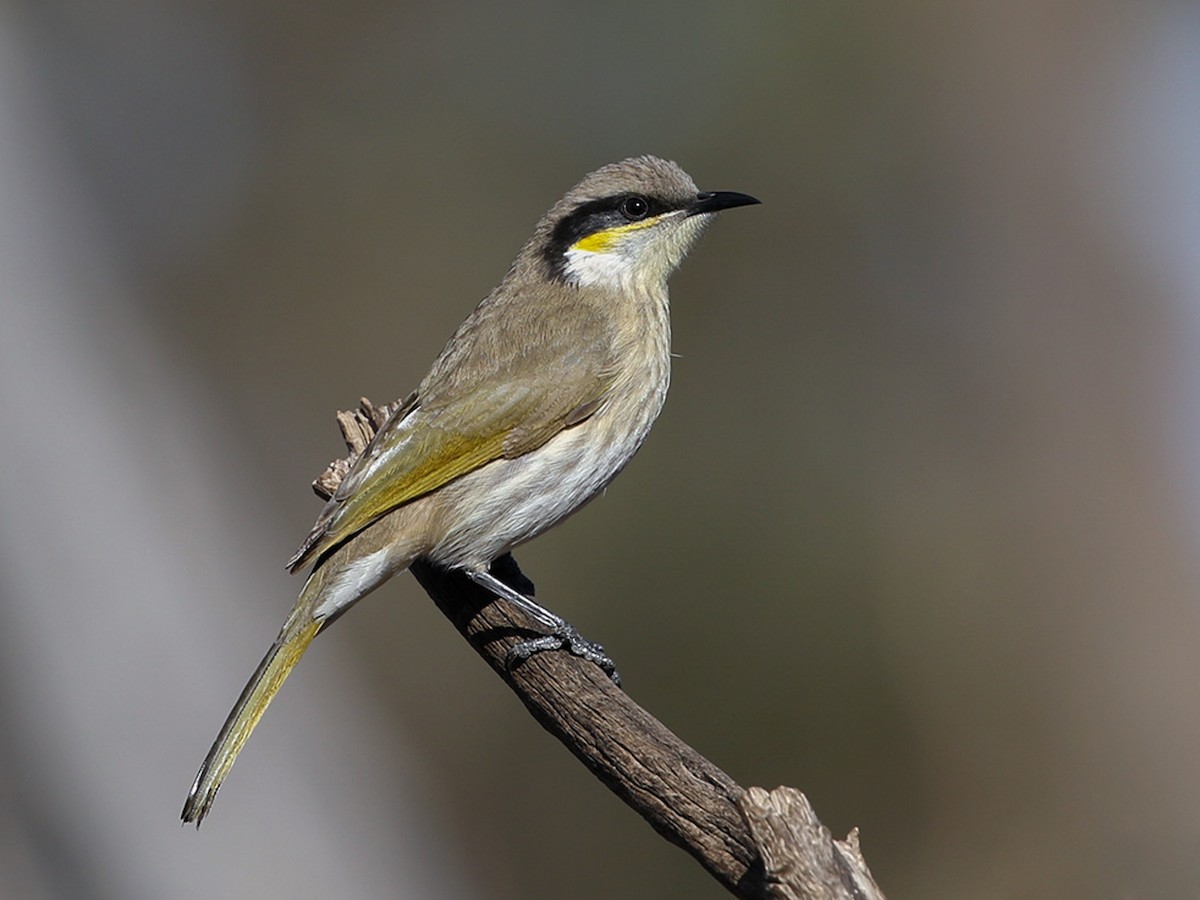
181 608 322 826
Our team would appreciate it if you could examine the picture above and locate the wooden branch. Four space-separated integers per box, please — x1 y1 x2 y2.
314 398 887 900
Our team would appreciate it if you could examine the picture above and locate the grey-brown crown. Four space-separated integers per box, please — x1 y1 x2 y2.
550 156 700 219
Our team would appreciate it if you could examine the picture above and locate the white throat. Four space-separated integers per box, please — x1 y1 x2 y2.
563 246 640 290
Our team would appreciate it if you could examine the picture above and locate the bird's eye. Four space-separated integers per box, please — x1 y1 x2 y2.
620 195 650 220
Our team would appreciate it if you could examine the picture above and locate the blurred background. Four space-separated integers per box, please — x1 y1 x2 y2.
1 2 1198 897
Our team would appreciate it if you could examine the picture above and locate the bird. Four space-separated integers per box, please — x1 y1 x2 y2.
182 155 759 825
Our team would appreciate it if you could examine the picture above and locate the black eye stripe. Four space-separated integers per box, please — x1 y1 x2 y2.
543 193 675 279
562 193 671 230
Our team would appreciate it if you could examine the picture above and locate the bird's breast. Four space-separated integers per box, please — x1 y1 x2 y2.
426 320 671 570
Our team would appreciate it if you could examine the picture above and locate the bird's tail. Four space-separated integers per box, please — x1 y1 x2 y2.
181 600 322 826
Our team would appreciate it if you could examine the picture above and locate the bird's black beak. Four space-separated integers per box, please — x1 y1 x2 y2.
688 190 761 216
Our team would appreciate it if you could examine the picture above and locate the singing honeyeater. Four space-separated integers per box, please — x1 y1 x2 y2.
182 155 758 825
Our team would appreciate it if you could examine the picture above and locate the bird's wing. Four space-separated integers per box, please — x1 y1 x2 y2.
287 297 614 572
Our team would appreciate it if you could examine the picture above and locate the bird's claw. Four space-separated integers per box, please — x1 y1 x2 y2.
506 623 621 686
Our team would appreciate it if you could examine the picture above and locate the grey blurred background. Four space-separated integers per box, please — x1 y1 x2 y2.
1 2 1198 898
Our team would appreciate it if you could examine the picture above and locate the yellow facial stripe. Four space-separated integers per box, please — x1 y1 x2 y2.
571 216 661 253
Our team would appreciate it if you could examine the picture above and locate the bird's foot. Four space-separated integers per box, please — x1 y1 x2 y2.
507 623 621 686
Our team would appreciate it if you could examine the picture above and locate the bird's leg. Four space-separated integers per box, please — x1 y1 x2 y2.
466 569 620 685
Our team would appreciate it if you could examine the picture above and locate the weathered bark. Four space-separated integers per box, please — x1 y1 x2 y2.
315 398 887 900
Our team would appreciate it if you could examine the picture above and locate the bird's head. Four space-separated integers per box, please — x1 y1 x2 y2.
529 156 759 293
